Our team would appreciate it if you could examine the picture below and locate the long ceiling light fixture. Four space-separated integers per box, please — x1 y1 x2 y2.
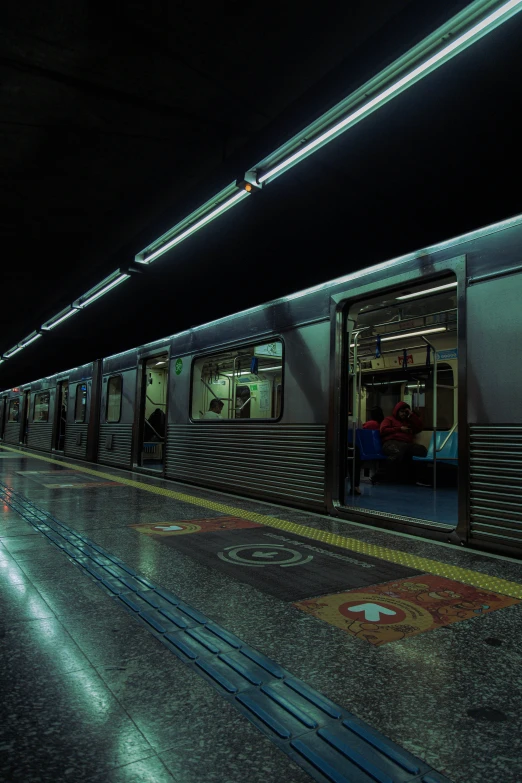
73 271 130 309
256 0 522 184
41 306 81 332
136 188 249 265
135 0 522 268
2 331 42 360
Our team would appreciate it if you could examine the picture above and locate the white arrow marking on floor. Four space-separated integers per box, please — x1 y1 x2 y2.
346 603 397 622
155 525 184 531
252 551 278 558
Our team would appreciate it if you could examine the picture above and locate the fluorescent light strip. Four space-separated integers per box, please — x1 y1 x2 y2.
21 334 42 348
224 366 282 376
4 345 25 358
42 308 80 331
140 190 248 265
396 282 458 300
364 380 409 386
380 327 446 342
259 0 522 183
78 274 130 308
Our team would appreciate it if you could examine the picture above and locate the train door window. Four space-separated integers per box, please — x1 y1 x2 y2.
343 274 458 529
8 398 20 422
33 392 50 422
191 340 283 421
75 384 87 423
106 376 122 422
139 354 168 471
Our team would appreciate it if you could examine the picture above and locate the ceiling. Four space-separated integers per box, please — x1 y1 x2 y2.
2 0 522 388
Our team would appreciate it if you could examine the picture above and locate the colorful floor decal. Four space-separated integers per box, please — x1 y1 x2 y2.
16 470 123 489
131 516 263 536
294 574 521 646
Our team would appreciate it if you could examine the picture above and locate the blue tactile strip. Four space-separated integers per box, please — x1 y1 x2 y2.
0 481 452 783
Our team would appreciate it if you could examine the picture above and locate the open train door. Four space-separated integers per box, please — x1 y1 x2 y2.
332 256 467 545
0 395 7 441
136 353 168 472
54 380 69 452
21 390 31 445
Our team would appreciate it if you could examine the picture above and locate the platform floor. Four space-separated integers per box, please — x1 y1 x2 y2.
1 444 522 783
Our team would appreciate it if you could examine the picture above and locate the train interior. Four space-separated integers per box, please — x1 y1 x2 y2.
344 275 458 528
140 354 168 470
55 380 68 450
191 341 283 420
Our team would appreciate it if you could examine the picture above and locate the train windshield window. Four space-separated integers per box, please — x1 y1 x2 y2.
33 392 50 422
75 384 87 423
8 398 20 422
191 340 283 421
106 376 122 422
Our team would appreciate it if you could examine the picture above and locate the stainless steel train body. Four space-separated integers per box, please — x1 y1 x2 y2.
1 214 521 556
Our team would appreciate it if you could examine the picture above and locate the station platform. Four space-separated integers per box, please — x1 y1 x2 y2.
1 444 522 783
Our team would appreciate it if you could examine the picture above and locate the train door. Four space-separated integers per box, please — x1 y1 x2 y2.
341 274 460 534
138 354 168 471
54 381 69 451
0 396 6 440
22 390 31 444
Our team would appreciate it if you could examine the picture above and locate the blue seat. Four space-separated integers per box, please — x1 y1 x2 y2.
413 431 458 466
348 429 387 461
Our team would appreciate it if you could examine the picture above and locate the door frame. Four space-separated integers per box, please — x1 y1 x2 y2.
133 350 170 472
326 253 468 543
53 379 69 451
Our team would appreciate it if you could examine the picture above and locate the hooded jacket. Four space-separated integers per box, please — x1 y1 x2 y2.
380 402 423 444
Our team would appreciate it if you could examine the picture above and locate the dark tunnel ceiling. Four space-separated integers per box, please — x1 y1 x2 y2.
2 0 522 387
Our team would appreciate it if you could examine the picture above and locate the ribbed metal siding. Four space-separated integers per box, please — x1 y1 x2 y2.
3 422 20 445
64 424 89 460
27 424 53 452
98 423 133 467
470 425 522 547
165 424 326 507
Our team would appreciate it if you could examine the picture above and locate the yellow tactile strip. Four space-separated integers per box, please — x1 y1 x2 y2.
2 444 522 599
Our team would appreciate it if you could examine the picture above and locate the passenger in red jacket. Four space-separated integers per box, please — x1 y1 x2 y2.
380 402 427 482
363 406 384 430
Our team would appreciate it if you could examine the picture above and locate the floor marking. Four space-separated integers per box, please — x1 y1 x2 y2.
0 481 453 783
294 575 520 646
2 444 522 599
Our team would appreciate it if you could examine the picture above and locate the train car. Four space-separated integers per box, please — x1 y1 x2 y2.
2 213 522 556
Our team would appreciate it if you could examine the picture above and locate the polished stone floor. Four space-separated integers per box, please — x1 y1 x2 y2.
1 448 522 782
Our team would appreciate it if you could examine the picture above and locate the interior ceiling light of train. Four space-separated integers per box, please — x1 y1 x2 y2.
353 280 457 349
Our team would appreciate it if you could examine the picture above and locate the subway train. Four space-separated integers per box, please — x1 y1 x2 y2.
1 213 521 557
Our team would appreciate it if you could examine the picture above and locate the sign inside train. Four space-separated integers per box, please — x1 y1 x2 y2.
436 348 458 360
254 342 283 358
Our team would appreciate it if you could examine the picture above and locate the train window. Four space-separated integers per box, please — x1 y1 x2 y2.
33 392 50 422
8 398 20 422
191 340 283 421
75 384 87 423
106 376 122 422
